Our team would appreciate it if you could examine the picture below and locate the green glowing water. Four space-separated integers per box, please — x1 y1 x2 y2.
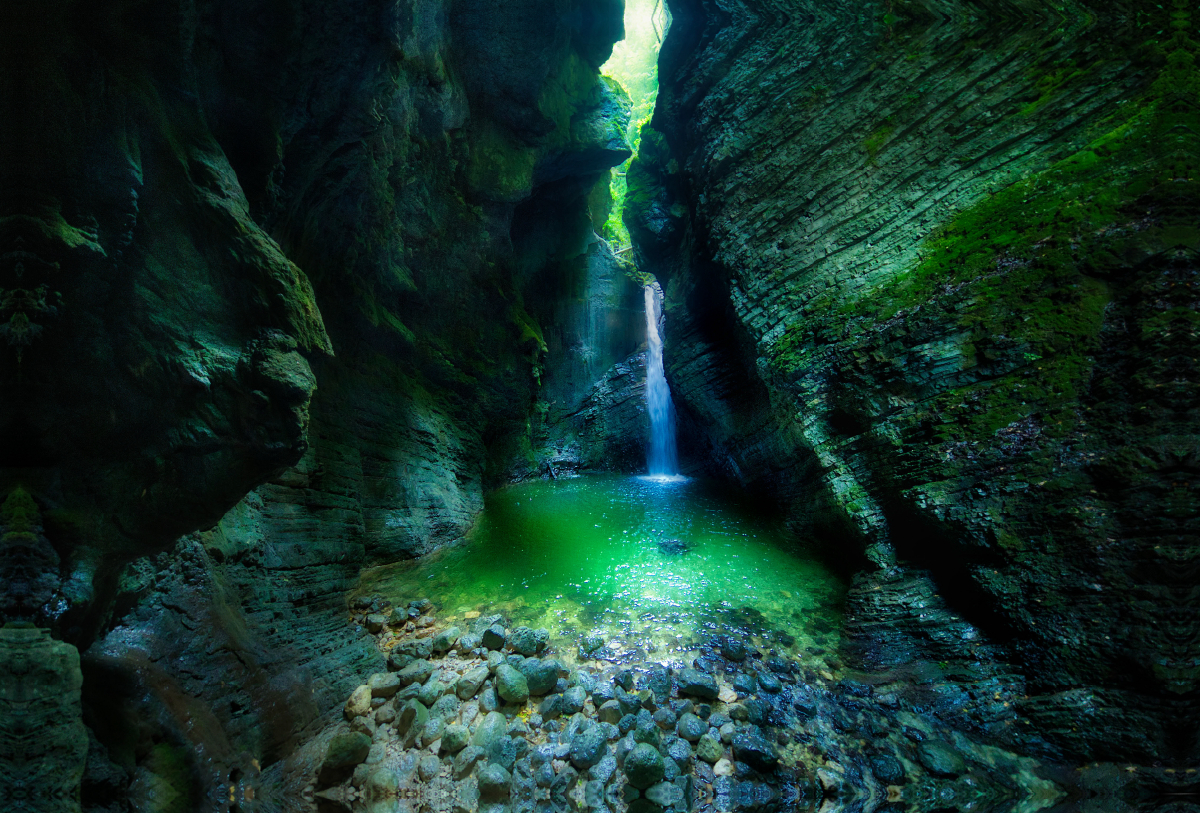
358 475 846 668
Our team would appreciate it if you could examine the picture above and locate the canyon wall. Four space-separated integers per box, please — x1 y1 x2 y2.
631 0 1197 764
0 0 635 804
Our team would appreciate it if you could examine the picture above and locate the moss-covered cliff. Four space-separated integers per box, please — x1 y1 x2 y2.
631 0 1197 764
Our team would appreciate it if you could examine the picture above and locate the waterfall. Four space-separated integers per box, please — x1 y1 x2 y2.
644 285 679 477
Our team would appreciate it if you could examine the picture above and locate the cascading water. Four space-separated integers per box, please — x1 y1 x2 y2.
644 285 679 477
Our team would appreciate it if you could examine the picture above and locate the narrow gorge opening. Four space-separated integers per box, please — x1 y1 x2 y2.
0 0 1186 809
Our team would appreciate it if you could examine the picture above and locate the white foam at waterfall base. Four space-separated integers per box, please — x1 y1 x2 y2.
644 285 680 477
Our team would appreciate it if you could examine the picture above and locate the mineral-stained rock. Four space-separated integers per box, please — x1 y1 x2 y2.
633 0 1194 764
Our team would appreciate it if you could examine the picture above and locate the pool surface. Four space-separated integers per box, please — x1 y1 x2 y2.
357 475 847 668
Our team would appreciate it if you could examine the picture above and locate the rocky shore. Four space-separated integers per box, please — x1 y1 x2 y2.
294 596 1081 813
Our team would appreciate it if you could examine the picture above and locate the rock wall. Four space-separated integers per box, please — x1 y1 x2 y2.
632 0 1197 763
1 0 634 805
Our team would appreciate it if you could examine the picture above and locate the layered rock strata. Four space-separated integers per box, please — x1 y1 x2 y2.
631 0 1198 764
1 0 633 805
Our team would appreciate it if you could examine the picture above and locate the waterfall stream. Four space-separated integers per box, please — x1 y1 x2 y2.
644 285 679 477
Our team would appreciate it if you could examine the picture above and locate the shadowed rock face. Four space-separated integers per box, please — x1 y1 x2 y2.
631 0 1198 763
0 0 330 640
0 0 631 801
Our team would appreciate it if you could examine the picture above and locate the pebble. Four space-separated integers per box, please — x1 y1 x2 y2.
482 624 507 650
541 693 565 720
368 672 402 699
624 743 665 789
676 668 719 700
472 711 508 750
597 700 622 724
697 734 724 763
432 626 461 652
590 754 618 785
713 758 734 777
633 720 661 750
653 708 677 729
396 699 428 737
721 638 748 662
418 754 441 780
454 745 486 779
870 754 906 784
518 657 560 695
478 763 511 799
344 685 372 719
456 665 490 700
417 678 447 707
732 728 780 772
733 672 757 695
441 723 470 754
757 671 783 693
495 663 530 704
676 713 707 742
398 659 434 687
562 685 587 714
917 741 966 777
570 725 609 769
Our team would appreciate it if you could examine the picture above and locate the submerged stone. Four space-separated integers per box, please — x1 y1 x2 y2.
657 538 691 555
677 668 719 699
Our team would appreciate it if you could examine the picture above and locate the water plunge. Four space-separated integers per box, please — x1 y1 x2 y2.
644 285 679 477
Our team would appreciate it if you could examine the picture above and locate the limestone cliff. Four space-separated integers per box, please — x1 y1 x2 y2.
631 0 1198 764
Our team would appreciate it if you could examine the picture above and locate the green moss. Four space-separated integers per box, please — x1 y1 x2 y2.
862 120 895 160
772 0 1196 446
466 119 537 202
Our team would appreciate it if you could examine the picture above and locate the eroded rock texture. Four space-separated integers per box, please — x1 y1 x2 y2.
0 626 87 813
632 0 1198 763
1 0 631 803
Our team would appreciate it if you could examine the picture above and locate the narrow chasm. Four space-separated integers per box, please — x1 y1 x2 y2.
0 0 1194 812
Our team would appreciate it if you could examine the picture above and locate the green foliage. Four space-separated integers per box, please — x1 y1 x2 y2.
599 0 665 251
